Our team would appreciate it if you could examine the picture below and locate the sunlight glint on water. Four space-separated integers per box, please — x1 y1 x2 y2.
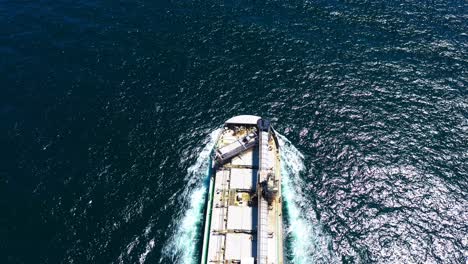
277 133 338 264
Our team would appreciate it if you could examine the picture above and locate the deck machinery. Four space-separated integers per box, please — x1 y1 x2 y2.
201 115 283 264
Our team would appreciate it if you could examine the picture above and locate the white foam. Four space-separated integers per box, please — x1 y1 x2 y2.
161 129 221 264
277 133 339 264
163 129 338 263
139 238 155 264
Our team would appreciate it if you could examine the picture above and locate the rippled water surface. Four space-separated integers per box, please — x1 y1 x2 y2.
1 0 467 263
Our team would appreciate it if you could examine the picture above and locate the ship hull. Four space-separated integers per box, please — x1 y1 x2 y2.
201 115 283 264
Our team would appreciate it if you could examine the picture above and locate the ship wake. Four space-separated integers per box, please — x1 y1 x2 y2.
162 129 337 264
277 133 339 264
161 129 221 264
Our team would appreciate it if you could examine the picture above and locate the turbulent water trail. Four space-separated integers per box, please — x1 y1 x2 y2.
163 129 337 264
277 133 339 264
161 129 221 264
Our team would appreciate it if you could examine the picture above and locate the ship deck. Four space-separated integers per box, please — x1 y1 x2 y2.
202 123 283 264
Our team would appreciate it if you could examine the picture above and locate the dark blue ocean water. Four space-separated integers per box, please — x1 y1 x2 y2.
1 0 467 263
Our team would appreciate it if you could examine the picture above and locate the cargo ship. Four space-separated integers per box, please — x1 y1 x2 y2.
200 115 283 264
